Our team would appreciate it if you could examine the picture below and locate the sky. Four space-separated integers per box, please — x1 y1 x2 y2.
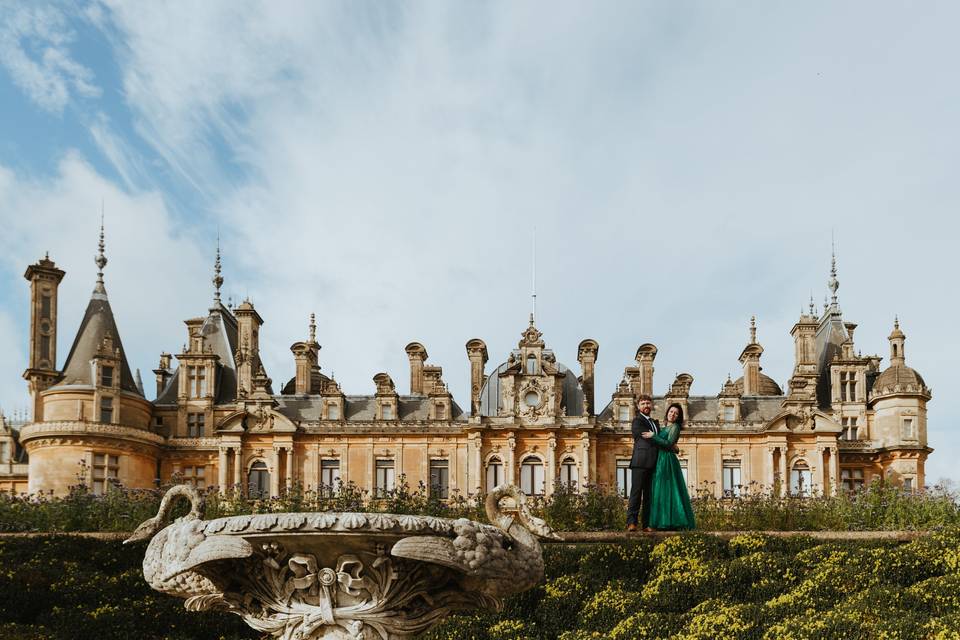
0 2 957 481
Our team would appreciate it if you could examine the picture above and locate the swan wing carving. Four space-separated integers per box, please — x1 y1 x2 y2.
162 534 255 581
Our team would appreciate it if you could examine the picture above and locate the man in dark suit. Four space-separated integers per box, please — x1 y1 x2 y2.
626 394 674 531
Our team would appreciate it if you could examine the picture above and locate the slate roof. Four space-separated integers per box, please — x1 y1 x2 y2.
597 395 785 423
873 365 927 392
55 286 140 395
155 305 239 404
478 353 585 417
274 395 467 423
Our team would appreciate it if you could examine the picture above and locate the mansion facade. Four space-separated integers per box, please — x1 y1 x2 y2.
2 239 933 500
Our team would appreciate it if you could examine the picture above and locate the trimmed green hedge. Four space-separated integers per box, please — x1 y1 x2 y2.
4 531 960 639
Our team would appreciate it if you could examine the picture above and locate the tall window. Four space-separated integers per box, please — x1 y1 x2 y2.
841 468 864 493
616 459 632 498
187 412 205 437
99 397 113 423
381 404 394 420
182 465 206 489
903 418 916 440
841 417 859 441
40 294 51 320
320 459 340 494
326 403 340 420
92 453 119 495
840 372 857 402
375 459 395 496
680 459 689 485
618 405 630 422
722 460 741 497
40 335 50 362
559 457 579 489
429 459 449 499
101 366 114 388
790 461 812 497
188 366 207 398
248 461 269 498
723 405 736 422
903 477 914 492
526 355 537 375
486 457 503 493
0 441 9 462
519 456 545 495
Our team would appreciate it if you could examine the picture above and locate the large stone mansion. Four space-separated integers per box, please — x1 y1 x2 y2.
1 229 933 499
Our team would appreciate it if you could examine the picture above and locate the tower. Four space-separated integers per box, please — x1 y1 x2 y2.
22 254 65 421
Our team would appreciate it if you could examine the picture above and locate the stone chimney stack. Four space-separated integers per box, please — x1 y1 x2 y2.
635 343 658 397
465 339 488 416
234 299 265 397
577 339 599 415
23 254 65 421
405 342 428 395
153 352 173 397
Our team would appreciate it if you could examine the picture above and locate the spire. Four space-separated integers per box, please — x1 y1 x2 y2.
749 315 757 344
135 368 145 396
531 227 537 324
309 313 316 343
828 240 839 307
93 212 107 297
212 236 224 305
808 295 815 316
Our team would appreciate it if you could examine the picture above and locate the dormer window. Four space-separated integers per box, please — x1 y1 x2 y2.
723 405 735 422
188 366 207 398
618 405 630 422
840 371 857 402
101 366 114 388
326 403 340 420
526 355 538 375
381 404 394 420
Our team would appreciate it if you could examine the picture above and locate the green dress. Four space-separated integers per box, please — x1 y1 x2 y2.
648 423 696 530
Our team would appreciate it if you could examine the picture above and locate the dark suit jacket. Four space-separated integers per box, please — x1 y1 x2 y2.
630 414 665 469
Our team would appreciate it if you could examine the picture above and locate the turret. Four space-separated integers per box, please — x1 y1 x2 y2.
22 254 65 420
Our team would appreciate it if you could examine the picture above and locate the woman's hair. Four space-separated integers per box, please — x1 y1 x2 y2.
665 402 684 429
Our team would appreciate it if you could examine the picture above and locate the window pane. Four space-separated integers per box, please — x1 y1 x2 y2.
618 406 629 422
616 459 631 498
327 404 339 420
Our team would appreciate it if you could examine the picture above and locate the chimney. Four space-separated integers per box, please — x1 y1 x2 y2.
154 352 173 397
234 299 264 396
635 344 658 397
465 339 488 416
404 342 428 395
577 339 599 415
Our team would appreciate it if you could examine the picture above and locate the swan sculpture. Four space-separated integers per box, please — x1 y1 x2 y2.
124 484 253 603
128 484 557 639
391 483 560 598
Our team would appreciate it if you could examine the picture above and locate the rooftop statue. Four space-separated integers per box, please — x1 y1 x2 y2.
127 484 558 639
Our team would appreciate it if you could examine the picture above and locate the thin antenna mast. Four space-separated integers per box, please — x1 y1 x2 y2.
531 228 537 323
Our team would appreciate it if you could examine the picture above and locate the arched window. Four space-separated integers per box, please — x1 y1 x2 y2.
520 456 545 496
526 355 538 375
486 456 503 493
559 457 578 489
248 461 270 499
790 461 812 497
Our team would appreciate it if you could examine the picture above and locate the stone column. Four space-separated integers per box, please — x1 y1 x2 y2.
471 435 482 494
767 446 777 488
778 446 788 497
286 447 294 490
580 436 591 488
232 447 242 488
218 447 228 493
506 436 516 485
546 437 557 495
270 447 281 497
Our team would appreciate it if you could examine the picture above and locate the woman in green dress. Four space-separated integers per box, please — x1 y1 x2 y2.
640 403 695 530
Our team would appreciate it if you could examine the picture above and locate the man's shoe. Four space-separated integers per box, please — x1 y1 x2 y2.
626 524 637 532
642 527 655 532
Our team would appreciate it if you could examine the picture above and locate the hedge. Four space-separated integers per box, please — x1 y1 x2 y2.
4 530 960 639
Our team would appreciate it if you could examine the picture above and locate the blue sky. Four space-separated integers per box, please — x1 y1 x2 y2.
0 1 957 481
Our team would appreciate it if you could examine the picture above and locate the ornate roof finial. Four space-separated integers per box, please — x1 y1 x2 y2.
529 312 535 327
894 314 900 330
828 238 839 306
749 315 757 344
808 294 815 316
93 210 107 295
212 235 224 304
309 313 316 343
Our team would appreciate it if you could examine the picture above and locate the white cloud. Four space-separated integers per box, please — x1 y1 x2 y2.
3 3 960 481
0 153 211 408
0 4 100 113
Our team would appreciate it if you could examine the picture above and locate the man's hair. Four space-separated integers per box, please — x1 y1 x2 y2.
636 393 653 403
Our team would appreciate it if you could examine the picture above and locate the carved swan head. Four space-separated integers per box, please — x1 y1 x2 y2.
485 484 561 541
124 484 205 545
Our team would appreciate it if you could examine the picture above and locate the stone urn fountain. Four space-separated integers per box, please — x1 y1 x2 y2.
125 484 558 639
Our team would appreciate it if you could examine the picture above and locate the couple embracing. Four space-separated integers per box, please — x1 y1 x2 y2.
626 394 696 532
